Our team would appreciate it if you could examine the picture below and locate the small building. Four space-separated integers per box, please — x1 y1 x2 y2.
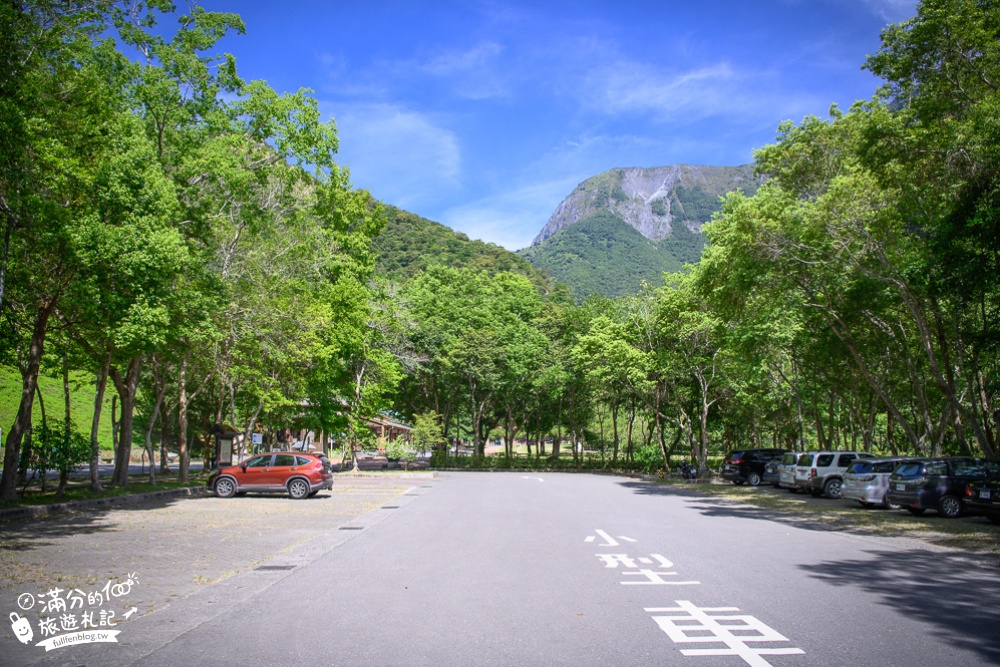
208 424 243 468
364 415 411 448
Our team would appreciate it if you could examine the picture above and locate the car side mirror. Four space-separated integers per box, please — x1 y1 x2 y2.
241 463 248 472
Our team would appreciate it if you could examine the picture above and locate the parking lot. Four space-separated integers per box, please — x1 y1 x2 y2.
0 473 431 665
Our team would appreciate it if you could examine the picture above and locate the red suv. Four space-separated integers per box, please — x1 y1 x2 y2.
207 452 333 499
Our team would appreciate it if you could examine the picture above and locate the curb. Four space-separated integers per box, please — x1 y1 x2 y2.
0 486 208 522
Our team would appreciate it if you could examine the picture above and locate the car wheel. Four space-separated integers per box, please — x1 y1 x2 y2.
287 478 310 499
938 495 963 518
746 472 761 487
824 479 843 499
214 477 237 499
881 494 900 510
906 507 926 516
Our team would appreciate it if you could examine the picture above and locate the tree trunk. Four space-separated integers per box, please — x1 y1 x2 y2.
178 350 190 483
0 296 56 502
160 403 170 474
110 357 143 487
58 343 71 498
611 398 620 463
625 402 636 464
35 382 47 493
242 399 264 461
89 353 111 492
143 363 166 485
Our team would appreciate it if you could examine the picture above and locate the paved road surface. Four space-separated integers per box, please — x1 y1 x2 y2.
4 472 999 666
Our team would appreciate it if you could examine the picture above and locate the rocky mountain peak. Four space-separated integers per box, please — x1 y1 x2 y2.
531 164 757 246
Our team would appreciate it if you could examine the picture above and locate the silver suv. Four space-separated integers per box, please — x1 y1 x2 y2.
777 452 803 492
794 451 875 498
841 457 912 508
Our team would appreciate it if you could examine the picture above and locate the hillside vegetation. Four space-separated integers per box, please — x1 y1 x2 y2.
373 205 553 290
518 212 691 300
0 367 116 453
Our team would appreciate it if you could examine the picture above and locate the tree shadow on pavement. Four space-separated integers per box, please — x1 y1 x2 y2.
0 494 195 552
617 478 1000 539
801 549 1000 664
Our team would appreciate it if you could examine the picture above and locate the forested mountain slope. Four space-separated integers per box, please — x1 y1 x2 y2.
518 212 706 300
373 205 554 291
521 165 760 299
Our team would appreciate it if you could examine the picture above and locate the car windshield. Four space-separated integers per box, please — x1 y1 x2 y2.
894 462 924 477
847 461 872 474
797 454 814 466
872 460 898 473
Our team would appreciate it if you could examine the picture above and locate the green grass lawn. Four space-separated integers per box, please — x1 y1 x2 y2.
1 364 120 453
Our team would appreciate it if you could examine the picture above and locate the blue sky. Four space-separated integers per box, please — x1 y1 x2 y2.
209 0 917 250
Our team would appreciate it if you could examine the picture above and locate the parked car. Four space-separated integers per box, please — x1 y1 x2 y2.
762 456 784 487
841 457 913 509
207 452 333 499
722 448 787 486
794 451 875 498
965 473 1000 524
886 457 997 518
777 452 802 492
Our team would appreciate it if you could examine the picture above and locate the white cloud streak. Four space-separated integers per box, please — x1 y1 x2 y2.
441 177 582 251
327 102 462 210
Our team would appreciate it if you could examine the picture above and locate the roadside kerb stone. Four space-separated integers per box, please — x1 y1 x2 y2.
0 473 438 667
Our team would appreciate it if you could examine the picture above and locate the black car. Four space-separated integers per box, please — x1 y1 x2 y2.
722 448 788 486
965 474 1000 524
886 457 996 518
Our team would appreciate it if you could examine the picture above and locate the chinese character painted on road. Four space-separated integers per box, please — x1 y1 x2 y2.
584 529 638 547
644 600 804 667
596 553 700 586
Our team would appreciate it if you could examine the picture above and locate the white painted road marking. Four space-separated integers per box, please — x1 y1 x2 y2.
621 570 700 585
520 476 544 482
585 529 637 546
644 600 805 667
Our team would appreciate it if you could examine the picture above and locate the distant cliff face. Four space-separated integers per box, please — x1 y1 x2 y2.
531 164 759 246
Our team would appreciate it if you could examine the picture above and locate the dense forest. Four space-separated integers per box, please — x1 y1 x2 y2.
1 0 998 501
518 211 695 300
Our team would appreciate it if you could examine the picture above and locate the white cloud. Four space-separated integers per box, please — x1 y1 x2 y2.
441 177 582 251
424 42 502 74
578 57 828 130
325 102 462 210
584 61 738 119
858 0 917 21
419 41 511 100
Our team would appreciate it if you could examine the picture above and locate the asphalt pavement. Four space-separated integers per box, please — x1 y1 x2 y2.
2 472 999 667
0 472 433 667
